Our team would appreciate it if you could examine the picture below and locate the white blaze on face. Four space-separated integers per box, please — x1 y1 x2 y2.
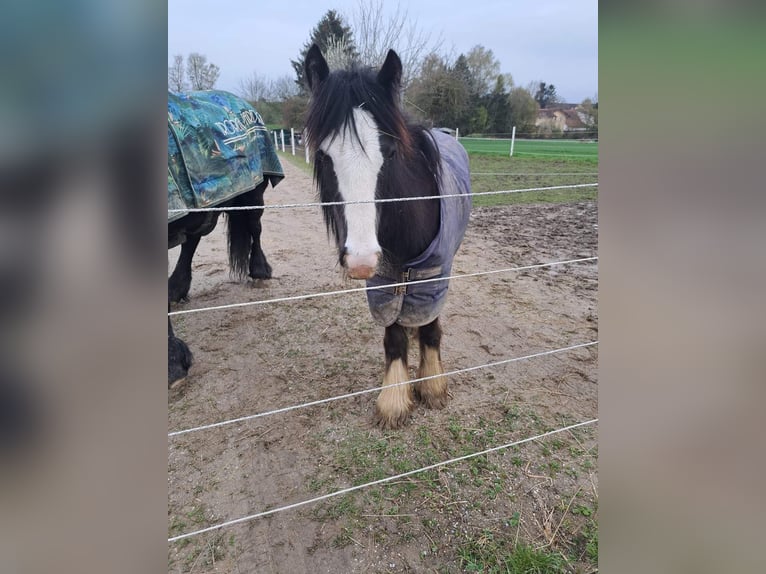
319 107 383 279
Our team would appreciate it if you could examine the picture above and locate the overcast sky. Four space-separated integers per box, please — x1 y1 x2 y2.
168 0 597 103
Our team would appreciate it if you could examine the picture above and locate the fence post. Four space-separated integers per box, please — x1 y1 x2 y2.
273 131 278 149
304 130 310 163
291 128 296 155
455 127 459 140
510 126 516 157
280 129 285 152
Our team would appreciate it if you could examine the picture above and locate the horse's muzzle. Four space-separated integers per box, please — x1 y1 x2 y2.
344 252 380 280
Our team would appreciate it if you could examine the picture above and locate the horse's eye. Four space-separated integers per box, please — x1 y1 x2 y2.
382 142 396 159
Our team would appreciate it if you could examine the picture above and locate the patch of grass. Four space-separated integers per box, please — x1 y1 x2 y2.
278 141 598 207
333 526 355 548
185 505 206 525
572 504 594 517
461 137 598 159
303 411 597 571
457 530 569 574
174 531 229 573
312 493 359 521
585 520 598 564
468 153 598 206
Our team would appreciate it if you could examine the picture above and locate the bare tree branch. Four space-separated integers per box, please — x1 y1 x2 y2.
168 54 186 92
238 72 271 102
186 53 220 90
347 0 443 91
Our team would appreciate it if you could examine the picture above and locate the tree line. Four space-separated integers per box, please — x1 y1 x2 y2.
168 3 597 137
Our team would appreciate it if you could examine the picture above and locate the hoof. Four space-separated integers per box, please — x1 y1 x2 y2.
374 387 414 430
168 275 192 303
168 290 190 304
168 376 188 390
373 404 412 429
168 336 193 388
250 263 272 280
416 389 451 410
414 377 451 410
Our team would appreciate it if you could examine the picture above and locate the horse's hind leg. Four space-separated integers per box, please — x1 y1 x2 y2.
246 183 272 279
375 323 414 429
415 318 450 410
168 234 202 302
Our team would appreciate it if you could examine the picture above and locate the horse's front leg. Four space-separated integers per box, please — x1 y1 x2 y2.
415 318 450 409
375 323 414 429
168 234 202 303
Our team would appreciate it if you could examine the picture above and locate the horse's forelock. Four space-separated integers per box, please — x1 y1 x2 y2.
306 65 415 159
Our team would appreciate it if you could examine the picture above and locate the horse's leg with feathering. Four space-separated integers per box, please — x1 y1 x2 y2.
415 318 450 409
228 184 272 281
375 323 414 429
246 183 272 279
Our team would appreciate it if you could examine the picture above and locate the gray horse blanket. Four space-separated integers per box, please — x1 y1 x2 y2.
167 90 284 222
366 130 472 327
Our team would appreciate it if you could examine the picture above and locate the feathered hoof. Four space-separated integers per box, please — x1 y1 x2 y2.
416 388 451 410
249 265 272 280
415 376 451 410
374 405 412 429
374 389 414 430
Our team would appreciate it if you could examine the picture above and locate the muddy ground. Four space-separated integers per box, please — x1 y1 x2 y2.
168 157 598 573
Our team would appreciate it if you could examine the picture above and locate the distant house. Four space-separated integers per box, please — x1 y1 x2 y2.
535 105 593 133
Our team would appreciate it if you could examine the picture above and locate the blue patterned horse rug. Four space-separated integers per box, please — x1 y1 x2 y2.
366 129 472 328
167 90 284 222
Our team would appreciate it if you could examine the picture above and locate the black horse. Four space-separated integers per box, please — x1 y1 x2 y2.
304 46 472 428
167 91 283 387
168 181 272 304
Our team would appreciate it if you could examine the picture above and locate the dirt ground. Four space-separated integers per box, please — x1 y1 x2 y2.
168 157 598 573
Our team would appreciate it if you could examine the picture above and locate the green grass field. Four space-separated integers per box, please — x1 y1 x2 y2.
459 137 599 160
277 138 599 208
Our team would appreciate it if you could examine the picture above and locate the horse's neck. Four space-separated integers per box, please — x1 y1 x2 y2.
377 157 440 265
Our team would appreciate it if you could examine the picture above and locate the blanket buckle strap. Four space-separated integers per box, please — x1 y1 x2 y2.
394 269 410 296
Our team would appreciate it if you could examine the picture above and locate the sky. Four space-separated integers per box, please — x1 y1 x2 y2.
168 0 597 103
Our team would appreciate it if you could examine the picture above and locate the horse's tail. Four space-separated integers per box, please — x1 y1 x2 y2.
226 209 251 280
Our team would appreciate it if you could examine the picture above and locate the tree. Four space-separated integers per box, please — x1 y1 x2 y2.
508 87 539 133
168 54 186 92
270 76 300 101
282 95 310 128
486 74 512 133
532 81 560 109
238 71 271 102
347 0 443 91
406 52 453 126
464 45 501 97
291 10 358 93
186 53 220 90
323 35 356 70
579 97 598 135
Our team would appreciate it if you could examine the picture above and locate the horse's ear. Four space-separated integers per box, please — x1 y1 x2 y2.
304 44 330 93
377 50 402 97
